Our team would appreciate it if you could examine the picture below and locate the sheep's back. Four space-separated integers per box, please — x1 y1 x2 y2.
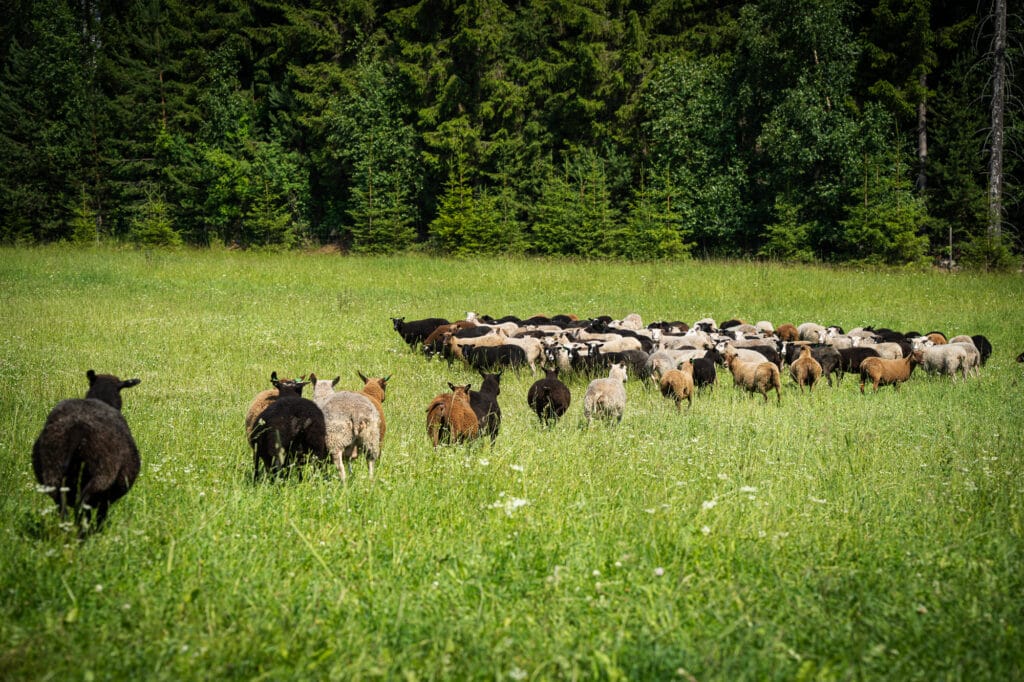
32 398 139 494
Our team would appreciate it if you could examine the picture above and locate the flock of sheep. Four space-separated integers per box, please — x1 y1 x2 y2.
30 311 1007 534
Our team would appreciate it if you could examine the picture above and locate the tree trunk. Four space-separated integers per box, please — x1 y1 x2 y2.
916 73 927 191
988 0 1006 238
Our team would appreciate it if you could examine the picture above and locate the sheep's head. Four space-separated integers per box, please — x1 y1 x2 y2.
84 369 141 411
271 372 308 397
391 317 405 331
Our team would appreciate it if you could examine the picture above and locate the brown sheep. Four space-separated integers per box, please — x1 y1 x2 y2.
723 349 781 404
659 362 695 411
426 383 479 447
859 350 924 393
774 323 799 342
789 345 823 392
357 371 390 441
926 332 947 345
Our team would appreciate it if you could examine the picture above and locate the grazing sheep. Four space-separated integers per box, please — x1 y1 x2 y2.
797 322 827 343
1018 351 1024 363
971 335 993 365
392 317 450 349
723 349 781 403
926 331 948 345
789 345 823 392
527 368 572 425
426 383 480 447
244 372 302 439
859 351 924 393
249 374 327 482
310 374 381 481
688 354 718 393
919 344 971 379
469 371 503 444
32 370 142 531
836 347 881 382
583 363 628 425
659 362 695 411
774 323 799 342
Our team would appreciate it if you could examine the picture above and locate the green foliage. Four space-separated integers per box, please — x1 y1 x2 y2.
430 153 521 256
610 167 692 260
959 234 1020 271
68 188 100 245
529 149 619 256
130 190 182 247
759 196 818 263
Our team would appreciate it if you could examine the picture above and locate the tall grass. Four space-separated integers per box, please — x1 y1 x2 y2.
1 246 1022 680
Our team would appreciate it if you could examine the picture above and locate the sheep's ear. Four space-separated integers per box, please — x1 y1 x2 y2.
447 382 457 391
120 378 141 390
270 371 279 383
308 373 318 385
86 369 97 384
331 376 340 387
357 371 368 383
382 374 392 383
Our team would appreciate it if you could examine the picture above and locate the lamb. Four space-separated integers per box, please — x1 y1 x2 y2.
310 374 381 481
469 371 502 444
583 363 628 425
659 362 695 411
32 370 142 531
426 382 480 447
789 345 822 392
859 351 924 393
249 374 327 481
527 368 572 425
723 349 781 403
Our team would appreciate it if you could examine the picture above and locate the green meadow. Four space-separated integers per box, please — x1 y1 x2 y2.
1 246 1022 680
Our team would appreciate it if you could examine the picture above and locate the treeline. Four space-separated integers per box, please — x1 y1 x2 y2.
0 0 1019 265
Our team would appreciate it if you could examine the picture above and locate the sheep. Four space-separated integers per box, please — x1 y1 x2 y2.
797 322 827 343
462 343 528 372
426 383 480 447
32 370 142 531
836 347 880 382
646 349 704 381
782 343 841 386
951 342 981 377
310 374 381 481
527 368 572 425
1018 352 1024 363
356 371 390 441
392 317 450 349
862 341 907 360
919 344 971 379
859 351 924 393
926 331 948 345
469 371 502 444
688 353 718 393
496 330 545 374
244 372 303 439
789 345 822 392
774 323 799 342
442 330 506 364
755 321 776 336
659 362 695 411
583 363 628 425
971 335 993 365
722 349 781 403
249 374 327 482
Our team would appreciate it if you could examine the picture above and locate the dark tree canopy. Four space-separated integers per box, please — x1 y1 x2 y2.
0 0 1018 265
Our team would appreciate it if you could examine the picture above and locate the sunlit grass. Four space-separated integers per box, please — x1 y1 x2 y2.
0 246 1022 680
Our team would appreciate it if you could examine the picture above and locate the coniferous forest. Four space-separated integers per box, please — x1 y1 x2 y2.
0 0 1019 266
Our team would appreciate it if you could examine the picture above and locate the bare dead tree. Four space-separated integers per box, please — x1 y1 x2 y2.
987 0 1007 238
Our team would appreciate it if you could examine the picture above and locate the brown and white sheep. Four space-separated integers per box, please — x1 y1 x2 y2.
859 350 924 393
723 349 781 403
426 383 480 447
789 345 822 392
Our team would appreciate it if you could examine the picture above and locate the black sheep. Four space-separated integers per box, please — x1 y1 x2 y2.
249 374 327 482
783 343 841 386
836 347 881 382
527 368 572 425
463 344 528 372
469 371 502 443
32 370 142 531
971 335 993 365
392 317 450 349
688 354 719 393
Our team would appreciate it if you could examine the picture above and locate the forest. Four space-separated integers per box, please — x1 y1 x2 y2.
0 0 1019 266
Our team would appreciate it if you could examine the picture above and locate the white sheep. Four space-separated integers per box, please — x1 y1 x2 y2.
919 345 970 379
311 375 381 481
583 363 628 425
797 322 827 343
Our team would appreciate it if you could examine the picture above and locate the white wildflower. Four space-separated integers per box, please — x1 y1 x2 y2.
740 486 757 493
702 499 717 510
510 464 524 472
701 526 711 535
654 567 665 577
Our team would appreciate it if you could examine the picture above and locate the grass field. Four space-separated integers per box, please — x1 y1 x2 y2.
1 246 1022 680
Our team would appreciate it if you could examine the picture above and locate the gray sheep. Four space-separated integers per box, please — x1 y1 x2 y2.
311 374 382 481
32 370 142 532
